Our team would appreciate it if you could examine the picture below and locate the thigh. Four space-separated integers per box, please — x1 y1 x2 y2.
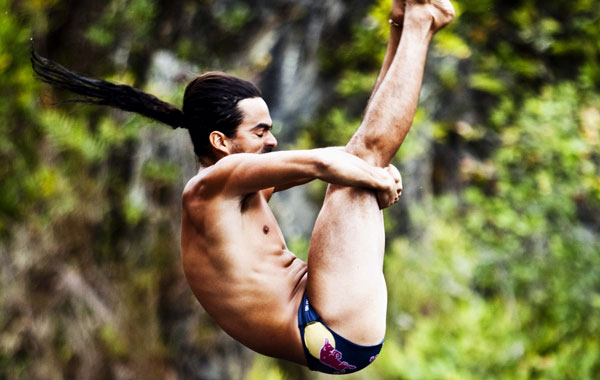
306 184 387 345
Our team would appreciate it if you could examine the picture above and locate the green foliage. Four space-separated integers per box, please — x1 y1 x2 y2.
378 83 600 377
141 159 179 185
1 0 599 378
1 1 184 377
0 2 42 234
86 0 157 48
214 1 252 32
461 84 600 378
293 0 600 379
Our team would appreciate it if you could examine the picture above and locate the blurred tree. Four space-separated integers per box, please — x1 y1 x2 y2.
0 0 598 379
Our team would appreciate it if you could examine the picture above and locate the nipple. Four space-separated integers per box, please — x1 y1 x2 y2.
263 225 270 234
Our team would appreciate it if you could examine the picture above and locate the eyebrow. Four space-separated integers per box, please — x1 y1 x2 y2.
251 123 272 131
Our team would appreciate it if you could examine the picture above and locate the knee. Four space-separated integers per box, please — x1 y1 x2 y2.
325 307 387 345
344 136 388 168
325 183 379 207
314 292 388 344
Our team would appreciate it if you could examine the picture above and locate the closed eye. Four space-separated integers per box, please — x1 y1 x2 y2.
252 123 272 138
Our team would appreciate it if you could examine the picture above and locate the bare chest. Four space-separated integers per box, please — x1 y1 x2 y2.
181 191 306 324
238 192 287 250
181 192 290 278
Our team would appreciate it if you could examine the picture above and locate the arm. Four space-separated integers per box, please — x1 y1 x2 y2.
272 147 345 193
273 177 315 193
193 149 395 199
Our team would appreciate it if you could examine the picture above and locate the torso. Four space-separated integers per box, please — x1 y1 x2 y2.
181 173 308 363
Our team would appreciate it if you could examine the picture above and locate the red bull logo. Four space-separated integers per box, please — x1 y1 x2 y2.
319 338 357 373
304 321 359 373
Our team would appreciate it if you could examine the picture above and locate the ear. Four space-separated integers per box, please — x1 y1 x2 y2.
208 131 232 156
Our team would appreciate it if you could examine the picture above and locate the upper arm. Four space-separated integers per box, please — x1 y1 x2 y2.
198 151 324 198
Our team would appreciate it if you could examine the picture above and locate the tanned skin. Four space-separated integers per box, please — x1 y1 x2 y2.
181 0 455 366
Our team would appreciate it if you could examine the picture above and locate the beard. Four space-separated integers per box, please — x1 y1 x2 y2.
230 141 244 154
260 145 273 154
230 141 272 154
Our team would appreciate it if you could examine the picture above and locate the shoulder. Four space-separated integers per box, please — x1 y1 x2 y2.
182 155 264 208
182 156 244 202
182 165 226 209
182 169 244 230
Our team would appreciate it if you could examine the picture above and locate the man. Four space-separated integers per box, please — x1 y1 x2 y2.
32 0 454 374
180 0 454 374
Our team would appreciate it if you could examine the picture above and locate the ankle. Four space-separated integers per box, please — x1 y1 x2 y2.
402 10 435 41
404 5 435 32
405 1 455 34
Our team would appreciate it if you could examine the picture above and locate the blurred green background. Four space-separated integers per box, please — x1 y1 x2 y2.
1 0 599 379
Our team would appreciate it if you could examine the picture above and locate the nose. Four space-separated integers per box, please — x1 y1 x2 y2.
265 132 277 148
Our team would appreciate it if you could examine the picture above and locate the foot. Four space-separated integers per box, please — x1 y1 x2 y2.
406 0 455 32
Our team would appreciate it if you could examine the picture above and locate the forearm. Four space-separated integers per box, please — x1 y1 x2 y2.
199 149 391 197
315 149 392 191
273 177 315 193
276 147 391 192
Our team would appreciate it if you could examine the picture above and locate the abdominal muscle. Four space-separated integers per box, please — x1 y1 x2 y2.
181 188 311 363
181 218 308 364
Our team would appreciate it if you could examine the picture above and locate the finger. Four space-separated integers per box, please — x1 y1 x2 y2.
388 166 402 187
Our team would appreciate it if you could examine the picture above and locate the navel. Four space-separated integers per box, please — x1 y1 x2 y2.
263 225 270 234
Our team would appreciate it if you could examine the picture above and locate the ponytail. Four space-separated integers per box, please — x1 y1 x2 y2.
32 50 264 159
31 50 185 129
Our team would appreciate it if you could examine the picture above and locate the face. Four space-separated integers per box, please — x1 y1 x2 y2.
230 97 277 154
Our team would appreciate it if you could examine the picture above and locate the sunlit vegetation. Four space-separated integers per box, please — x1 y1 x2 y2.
0 0 598 379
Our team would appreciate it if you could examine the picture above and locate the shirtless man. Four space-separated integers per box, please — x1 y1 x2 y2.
32 0 454 374
180 0 455 374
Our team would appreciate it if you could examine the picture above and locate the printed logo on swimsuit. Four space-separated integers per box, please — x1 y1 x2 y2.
319 338 357 373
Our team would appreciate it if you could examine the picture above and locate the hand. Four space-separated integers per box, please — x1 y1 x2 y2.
377 165 403 209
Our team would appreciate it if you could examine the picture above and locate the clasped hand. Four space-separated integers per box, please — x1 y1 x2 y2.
377 165 403 209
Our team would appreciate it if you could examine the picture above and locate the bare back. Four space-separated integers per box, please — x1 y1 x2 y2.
181 169 307 363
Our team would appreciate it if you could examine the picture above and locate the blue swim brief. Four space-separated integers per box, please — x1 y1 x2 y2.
298 293 383 375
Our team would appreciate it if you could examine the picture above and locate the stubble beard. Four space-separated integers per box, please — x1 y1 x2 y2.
231 141 272 154
260 146 273 154
230 141 243 154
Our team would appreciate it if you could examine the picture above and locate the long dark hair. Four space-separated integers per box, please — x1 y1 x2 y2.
31 50 262 158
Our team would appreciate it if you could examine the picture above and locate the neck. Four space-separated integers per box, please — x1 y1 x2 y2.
199 152 227 167
199 157 215 167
